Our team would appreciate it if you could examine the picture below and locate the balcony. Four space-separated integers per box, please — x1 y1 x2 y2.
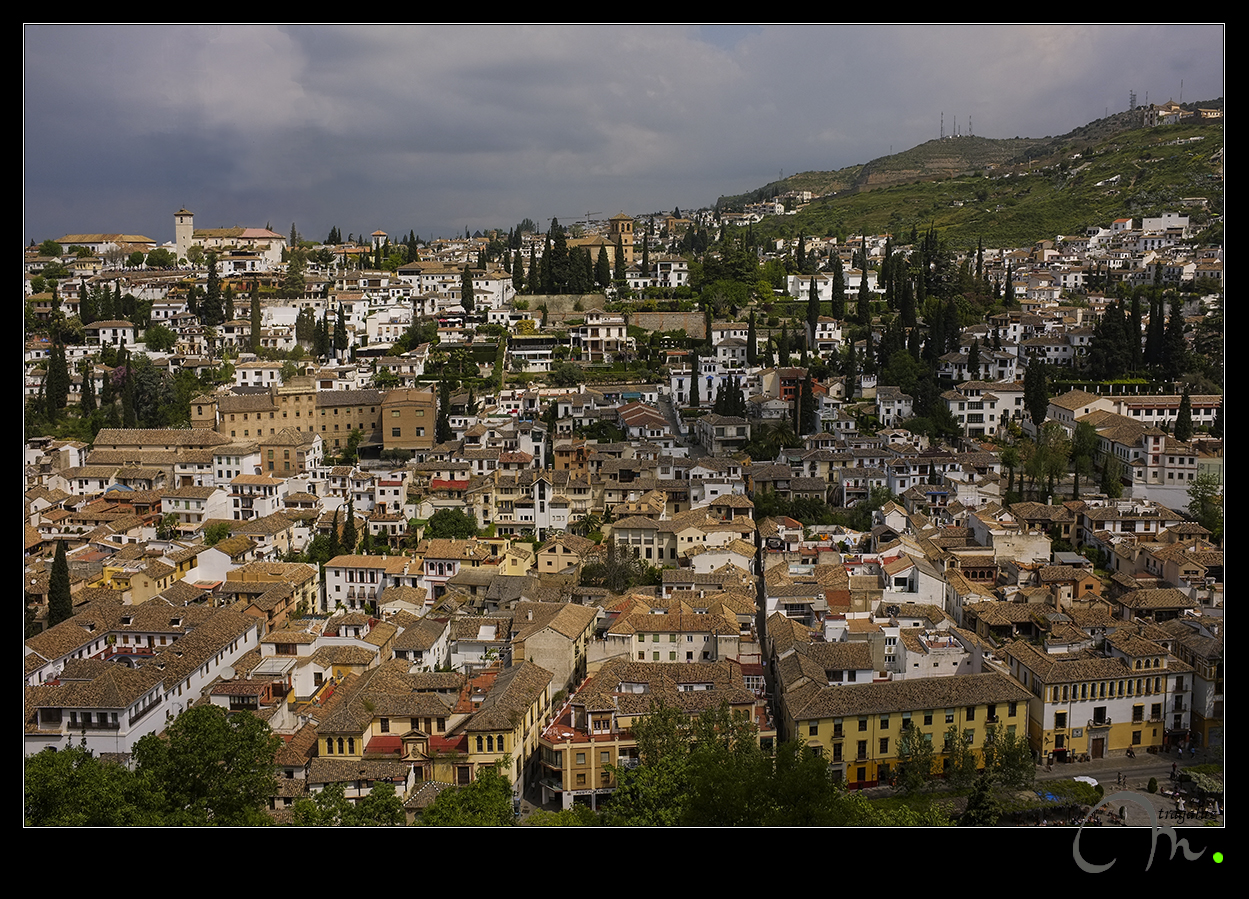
67 717 121 731
1088 716 1112 728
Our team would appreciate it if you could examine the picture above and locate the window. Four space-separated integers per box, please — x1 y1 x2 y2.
832 743 842 762
833 718 843 738
1132 730 1142 745
380 718 390 733
880 738 889 754
857 740 867 760
924 712 933 727
575 752 585 765
945 710 955 724
1132 705 1144 723
858 717 868 732
965 706 975 721
809 722 819 737
1055 712 1067 729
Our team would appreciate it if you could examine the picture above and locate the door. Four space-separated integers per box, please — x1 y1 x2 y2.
1092 737 1105 760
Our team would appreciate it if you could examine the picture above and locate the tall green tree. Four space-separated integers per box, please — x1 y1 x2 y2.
335 304 349 354
341 498 358 555
202 251 222 325
1023 362 1048 428
79 359 96 416
807 274 821 344
747 312 758 366
614 235 626 285
1071 421 1100 499
1174 384 1193 442
1100 453 1124 498
45 341 70 419
48 539 73 627
829 253 846 320
435 379 453 443
250 291 262 352
461 265 475 313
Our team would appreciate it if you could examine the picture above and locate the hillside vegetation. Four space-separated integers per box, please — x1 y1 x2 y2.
722 104 1223 250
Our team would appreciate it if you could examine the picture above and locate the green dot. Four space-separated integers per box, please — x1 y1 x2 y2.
1213 852 1223 864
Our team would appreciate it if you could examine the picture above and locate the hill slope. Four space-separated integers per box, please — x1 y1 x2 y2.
719 103 1223 248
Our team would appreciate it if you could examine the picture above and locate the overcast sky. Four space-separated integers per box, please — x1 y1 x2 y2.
24 24 1224 247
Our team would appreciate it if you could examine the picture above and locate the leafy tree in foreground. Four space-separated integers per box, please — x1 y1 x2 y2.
132 705 280 826
25 741 163 826
420 760 514 826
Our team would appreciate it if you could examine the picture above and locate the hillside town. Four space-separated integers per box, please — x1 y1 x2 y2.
23 171 1224 824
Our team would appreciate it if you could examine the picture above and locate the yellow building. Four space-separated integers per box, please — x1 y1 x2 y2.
1005 636 1194 762
783 671 1034 788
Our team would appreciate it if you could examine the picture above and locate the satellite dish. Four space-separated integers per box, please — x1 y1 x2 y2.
220 666 237 681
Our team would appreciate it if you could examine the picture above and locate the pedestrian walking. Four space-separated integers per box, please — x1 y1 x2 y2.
1172 761 1178 780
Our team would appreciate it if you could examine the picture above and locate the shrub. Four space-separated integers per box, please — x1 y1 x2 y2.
1147 777 1158 794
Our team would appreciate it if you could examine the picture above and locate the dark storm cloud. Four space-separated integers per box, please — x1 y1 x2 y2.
25 24 1223 245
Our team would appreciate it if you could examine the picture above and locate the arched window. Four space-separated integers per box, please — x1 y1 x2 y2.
486 735 494 752
476 736 484 752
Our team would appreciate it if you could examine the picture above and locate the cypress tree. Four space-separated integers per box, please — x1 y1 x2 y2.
778 324 790 367
807 274 821 345
1174 385 1193 442
1024 362 1048 428
513 250 526 293
595 247 611 289
79 280 96 326
328 509 341 558
527 247 540 295
46 341 70 418
691 351 701 408
857 266 872 326
335 304 348 353
79 359 96 416
204 251 222 325
461 265 475 313
614 235 626 284
801 374 817 435
341 499 357 554
436 379 453 443
250 290 262 353
899 273 916 329
640 233 650 277
120 350 137 428
830 254 846 320
1129 294 1143 372
747 312 758 366
224 283 235 323
1003 263 1015 307
48 540 73 628
1162 295 1187 379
